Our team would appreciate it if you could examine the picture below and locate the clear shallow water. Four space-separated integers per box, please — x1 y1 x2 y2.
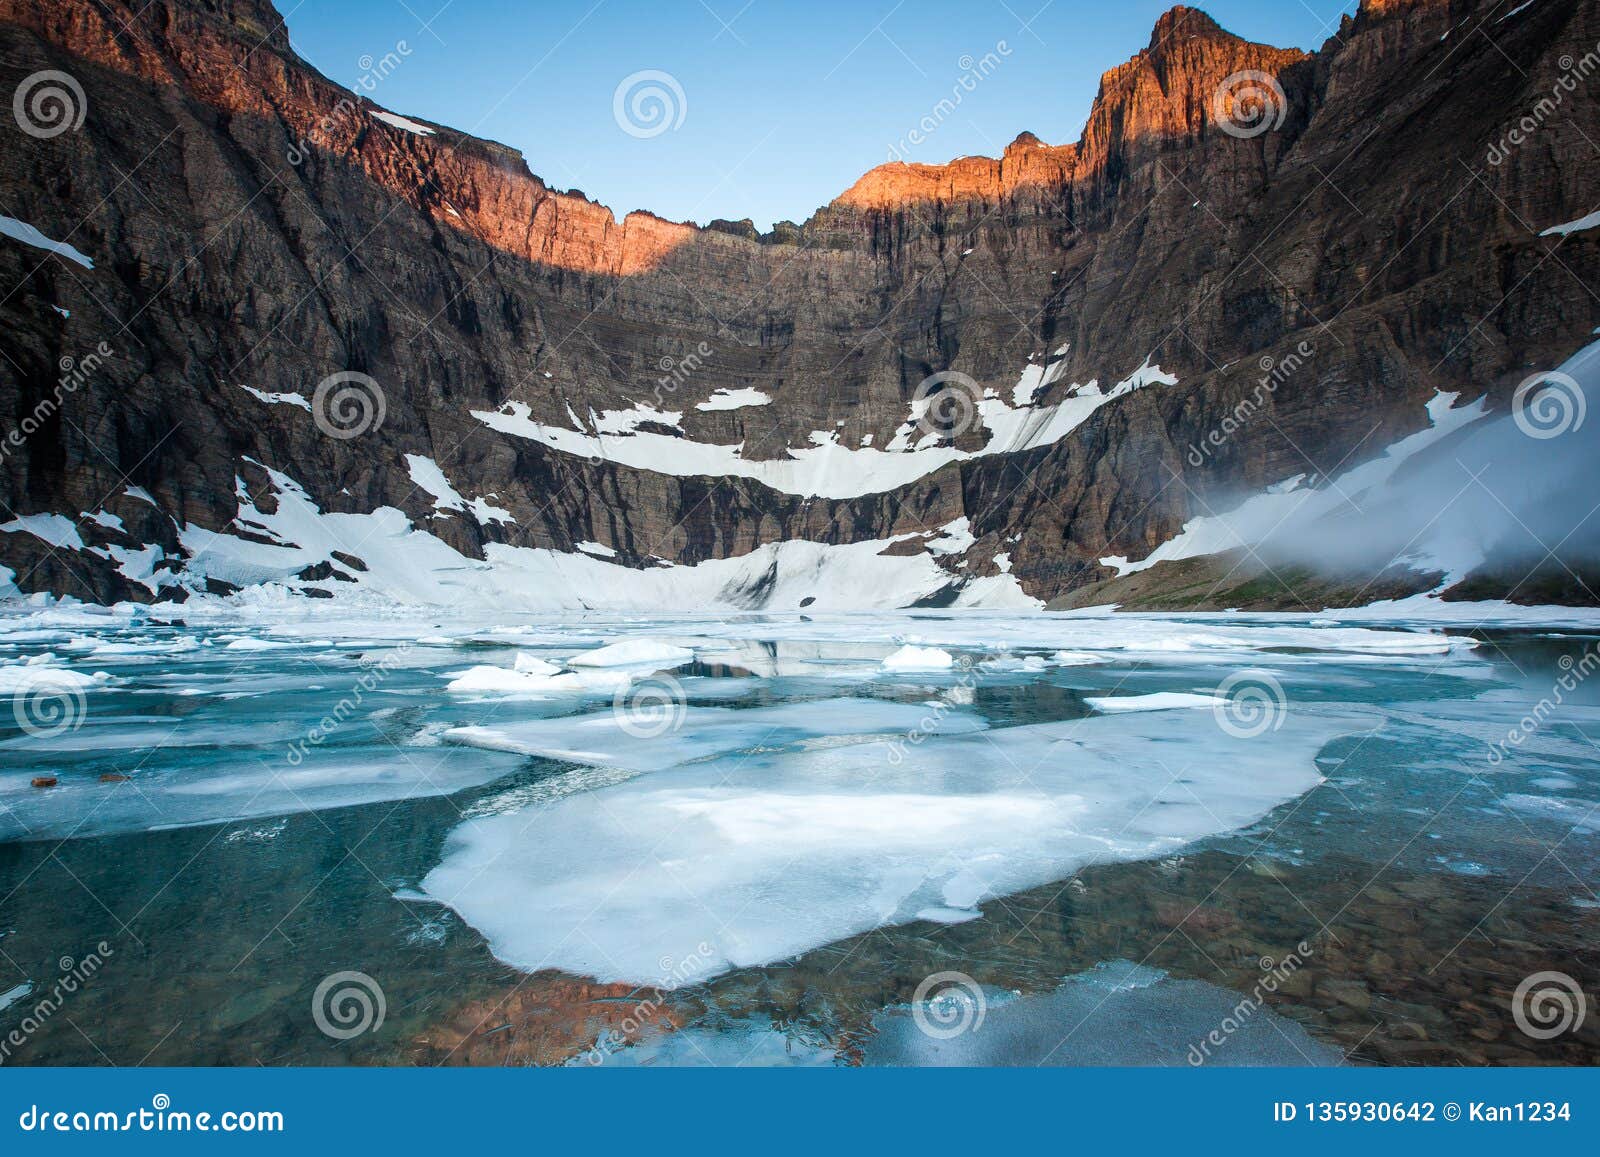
1 606 1598 1066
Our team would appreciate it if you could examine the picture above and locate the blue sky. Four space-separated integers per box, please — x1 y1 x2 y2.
288 0 1360 231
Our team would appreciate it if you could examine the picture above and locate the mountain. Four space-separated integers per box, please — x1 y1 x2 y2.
1 0 1596 611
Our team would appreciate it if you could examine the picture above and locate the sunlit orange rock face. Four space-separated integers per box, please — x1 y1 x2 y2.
837 7 1308 214
836 133 1080 210
0 0 695 277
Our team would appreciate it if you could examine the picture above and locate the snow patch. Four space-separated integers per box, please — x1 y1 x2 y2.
474 356 1175 499
370 109 435 136
0 216 93 268
695 388 772 411
1 514 85 550
1540 209 1600 237
238 385 311 410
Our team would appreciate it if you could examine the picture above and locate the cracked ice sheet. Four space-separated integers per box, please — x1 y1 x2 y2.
421 705 1373 984
442 696 987 773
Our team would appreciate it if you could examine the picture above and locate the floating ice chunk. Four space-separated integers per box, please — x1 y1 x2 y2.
223 637 292 651
421 706 1365 983
980 654 1047 673
1050 650 1103 666
568 639 694 668
69 635 198 656
512 652 562 676
1 717 299 753
0 746 528 842
444 664 633 696
1499 793 1600 833
0 664 107 693
881 645 955 671
915 905 982 924
1085 692 1228 712
0 982 33 1012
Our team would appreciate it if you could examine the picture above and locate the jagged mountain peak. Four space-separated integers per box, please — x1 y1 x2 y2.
1147 5 1233 49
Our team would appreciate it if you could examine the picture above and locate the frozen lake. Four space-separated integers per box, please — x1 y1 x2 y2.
2 605 1598 1065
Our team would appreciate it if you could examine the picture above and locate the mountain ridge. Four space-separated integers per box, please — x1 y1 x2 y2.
1 0 1595 609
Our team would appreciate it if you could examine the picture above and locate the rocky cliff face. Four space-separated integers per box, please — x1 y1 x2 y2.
0 0 1595 609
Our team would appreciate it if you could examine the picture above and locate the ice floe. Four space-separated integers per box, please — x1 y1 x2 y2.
568 639 694 668
444 663 633 697
1085 691 1228 712
0 745 528 842
420 704 1369 983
